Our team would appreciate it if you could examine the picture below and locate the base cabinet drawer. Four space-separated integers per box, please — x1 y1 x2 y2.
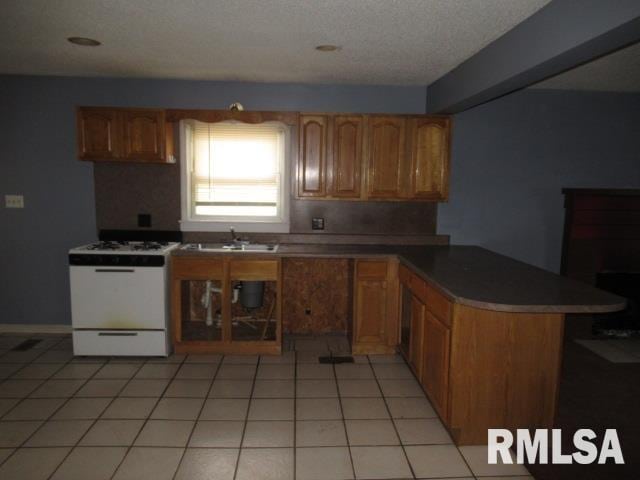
72 330 169 356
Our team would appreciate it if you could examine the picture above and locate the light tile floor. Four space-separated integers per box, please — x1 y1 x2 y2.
574 338 640 363
0 333 533 479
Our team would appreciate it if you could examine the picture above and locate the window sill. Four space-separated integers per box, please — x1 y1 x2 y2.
179 220 290 233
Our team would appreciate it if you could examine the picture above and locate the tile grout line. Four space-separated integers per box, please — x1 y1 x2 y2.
45 358 149 480
0 337 128 475
0 335 70 416
379 354 481 480
333 348 357 480
292 346 298 480
170 355 224 480
0 337 84 471
232 355 262 480
107 354 189 480
369 355 418 480
0 348 77 469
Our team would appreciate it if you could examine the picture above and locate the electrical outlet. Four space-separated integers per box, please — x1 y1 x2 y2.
5 195 24 209
312 217 325 230
138 213 151 227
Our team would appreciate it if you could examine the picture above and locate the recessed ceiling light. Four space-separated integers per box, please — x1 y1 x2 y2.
67 37 101 47
315 45 341 52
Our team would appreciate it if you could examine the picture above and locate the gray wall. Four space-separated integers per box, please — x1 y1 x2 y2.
439 89 640 272
0 75 426 325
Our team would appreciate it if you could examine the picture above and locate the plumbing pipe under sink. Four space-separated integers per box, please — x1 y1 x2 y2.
202 281 239 326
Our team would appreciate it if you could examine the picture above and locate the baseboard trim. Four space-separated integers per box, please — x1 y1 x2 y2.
0 324 72 334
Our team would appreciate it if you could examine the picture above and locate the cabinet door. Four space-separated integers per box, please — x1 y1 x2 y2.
77 108 121 160
330 115 363 198
409 118 449 199
122 109 166 161
423 311 450 420
367 116 405 198
298 115 328 197
354 261 388 346
409 295 425 378
399 284 412 357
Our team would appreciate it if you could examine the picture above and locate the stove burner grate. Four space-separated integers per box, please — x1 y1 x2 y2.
87 241 127 250
133 241 168 251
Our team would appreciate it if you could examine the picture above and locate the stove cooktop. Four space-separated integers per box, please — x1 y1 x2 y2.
70 241 180 255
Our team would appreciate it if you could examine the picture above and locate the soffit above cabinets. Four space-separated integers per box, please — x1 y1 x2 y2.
531 41 640 93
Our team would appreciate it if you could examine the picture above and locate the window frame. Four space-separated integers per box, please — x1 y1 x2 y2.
179 119 291 233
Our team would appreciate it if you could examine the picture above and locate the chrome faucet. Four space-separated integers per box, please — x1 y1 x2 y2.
229 227 247 247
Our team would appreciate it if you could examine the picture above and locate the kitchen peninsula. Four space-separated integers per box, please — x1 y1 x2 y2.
171 243 624 445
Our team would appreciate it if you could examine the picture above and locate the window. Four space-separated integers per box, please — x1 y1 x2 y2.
180 120 290 232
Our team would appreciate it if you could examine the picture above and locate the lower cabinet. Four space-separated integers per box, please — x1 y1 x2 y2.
171 256 281 354
352 259 398 354
399 265 452 421
399 264 563 446
409 295 425 380
422 310 450 420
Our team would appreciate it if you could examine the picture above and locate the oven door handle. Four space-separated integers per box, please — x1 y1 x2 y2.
94 269 136 273
98 332 139 336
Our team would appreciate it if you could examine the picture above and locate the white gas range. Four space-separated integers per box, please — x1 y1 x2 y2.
69 241 180 356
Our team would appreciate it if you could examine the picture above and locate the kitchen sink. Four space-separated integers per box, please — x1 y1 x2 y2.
182 243 279 253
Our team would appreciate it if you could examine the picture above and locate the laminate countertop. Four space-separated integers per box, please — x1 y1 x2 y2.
173 244 626 314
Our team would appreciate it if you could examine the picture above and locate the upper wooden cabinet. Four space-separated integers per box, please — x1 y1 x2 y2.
77 107 174 163
122 109 167 161
366 116 406 199
409 117 450 200
77 108 121 160
296 113 450 202
298 115 328 197
330 115 363 198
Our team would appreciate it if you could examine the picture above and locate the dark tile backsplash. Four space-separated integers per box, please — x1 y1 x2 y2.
94 161 438 238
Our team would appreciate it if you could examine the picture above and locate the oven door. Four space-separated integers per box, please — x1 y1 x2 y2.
70 265 167 330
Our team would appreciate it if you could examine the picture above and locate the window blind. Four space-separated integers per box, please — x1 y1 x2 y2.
190 121 284 218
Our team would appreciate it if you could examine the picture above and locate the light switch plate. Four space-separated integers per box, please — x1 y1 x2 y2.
5 195 24 208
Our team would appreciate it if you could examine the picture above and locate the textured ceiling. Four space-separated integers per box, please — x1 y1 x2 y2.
531 42 640 92
0 0 549 85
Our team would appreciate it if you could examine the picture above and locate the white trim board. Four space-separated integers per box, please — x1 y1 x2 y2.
0 324 72 334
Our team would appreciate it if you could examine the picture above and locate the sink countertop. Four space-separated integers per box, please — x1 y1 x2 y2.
173 244 626 314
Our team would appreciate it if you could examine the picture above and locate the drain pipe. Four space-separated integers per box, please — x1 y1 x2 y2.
202 281 240 326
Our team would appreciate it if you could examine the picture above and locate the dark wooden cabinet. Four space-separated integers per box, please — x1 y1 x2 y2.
561 188 640 284
408 117 450 200
77 107 174 163
298 115 328 197
77 108 121 160
366 116 406 199
330 115 363 198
